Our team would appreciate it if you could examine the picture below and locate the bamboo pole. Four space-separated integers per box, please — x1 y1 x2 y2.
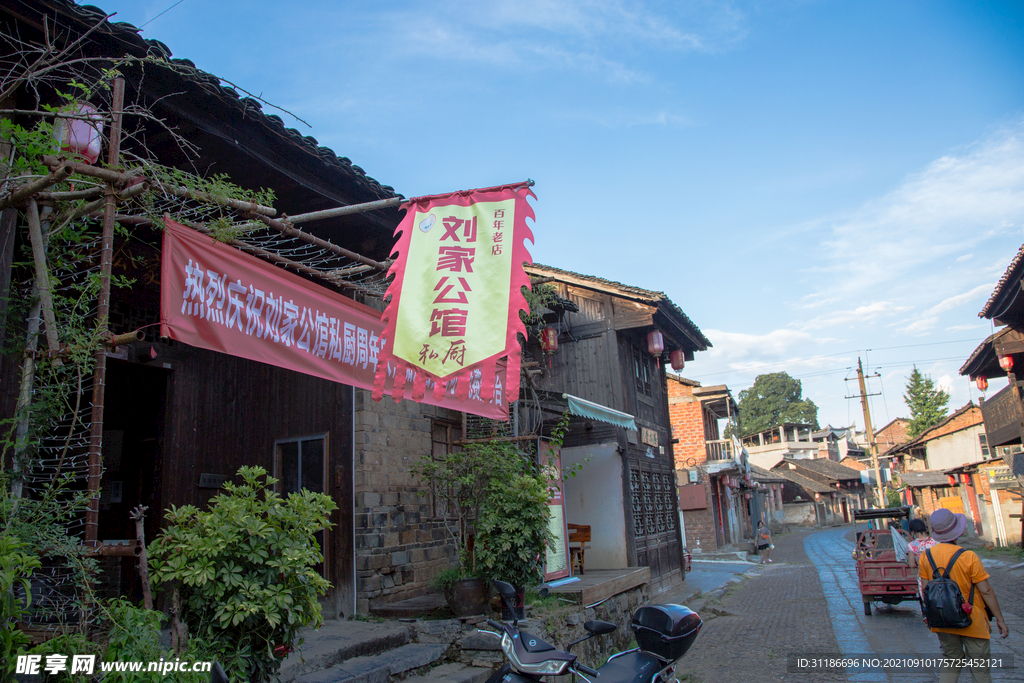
85 77 124 546
131 505 154 610
42 156 130 184
284 196 404 225
0 165 72 211
72 181 148 219
255 213 388 272
25 199 61 362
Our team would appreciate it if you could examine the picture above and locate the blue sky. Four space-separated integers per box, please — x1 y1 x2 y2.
98 0 1024 431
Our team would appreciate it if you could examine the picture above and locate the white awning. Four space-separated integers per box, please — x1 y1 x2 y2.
562 393 637 431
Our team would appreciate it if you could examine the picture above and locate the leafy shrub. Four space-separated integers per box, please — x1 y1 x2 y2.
148 466 336 683
1 532 41 678
474 467 554 587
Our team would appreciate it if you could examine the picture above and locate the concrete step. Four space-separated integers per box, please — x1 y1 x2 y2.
370 594 449 619
295 643 450 683
401 663 492 683
281 621 416 682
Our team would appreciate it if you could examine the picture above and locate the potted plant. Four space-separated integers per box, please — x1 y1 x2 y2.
474 458 555 620
412 442 523 615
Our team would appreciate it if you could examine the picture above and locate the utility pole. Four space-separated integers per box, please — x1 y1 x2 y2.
846 358 885 508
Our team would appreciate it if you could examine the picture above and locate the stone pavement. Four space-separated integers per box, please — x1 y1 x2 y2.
673 525 1023 683
674 526 848 683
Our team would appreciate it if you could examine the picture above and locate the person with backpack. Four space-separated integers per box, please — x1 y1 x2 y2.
918 508 1009 683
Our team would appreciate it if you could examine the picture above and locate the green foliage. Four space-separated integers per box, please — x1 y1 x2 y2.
520 283 561 338
903 368 950 438
1 532 41 678
148 466 336 683
430 566 467 593
411 442 531 574
885 487 903 509
474 466 554 587
736 372 819 437
99 599 207 683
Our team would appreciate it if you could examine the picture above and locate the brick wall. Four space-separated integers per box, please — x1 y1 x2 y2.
352 389 463 614
668 378 720 551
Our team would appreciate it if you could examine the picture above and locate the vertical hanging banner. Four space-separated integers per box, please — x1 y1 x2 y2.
159 217 507 420
372 182 535 417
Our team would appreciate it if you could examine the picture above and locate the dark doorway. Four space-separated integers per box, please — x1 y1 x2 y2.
97 358 169 601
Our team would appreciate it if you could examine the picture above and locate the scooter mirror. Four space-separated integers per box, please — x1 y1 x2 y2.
493 580 516 598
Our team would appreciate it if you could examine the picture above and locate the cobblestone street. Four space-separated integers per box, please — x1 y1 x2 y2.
676 527 1024 683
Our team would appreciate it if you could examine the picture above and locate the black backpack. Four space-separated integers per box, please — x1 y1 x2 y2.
922 548 975 629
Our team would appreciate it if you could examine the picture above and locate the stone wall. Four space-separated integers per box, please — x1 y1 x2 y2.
353 388 463 614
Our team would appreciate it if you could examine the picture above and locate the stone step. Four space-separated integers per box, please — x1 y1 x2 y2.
370 594 449 619
401 663 492 683
295 643 450 683
691 551 753 563
281 621 416 682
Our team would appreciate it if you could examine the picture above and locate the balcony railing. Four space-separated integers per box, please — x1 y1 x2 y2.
706 439 734 462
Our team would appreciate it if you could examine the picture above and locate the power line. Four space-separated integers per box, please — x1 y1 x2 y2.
139 0 186 29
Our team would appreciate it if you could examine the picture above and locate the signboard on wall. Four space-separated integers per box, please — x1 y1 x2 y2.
160 218 507 419
541 441 570 582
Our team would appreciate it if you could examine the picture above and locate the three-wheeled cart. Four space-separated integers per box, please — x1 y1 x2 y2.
853 507 921 616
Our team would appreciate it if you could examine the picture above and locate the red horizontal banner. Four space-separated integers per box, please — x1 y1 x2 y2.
159 218 507 420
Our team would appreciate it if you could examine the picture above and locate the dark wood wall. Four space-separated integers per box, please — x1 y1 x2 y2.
152 343 354 614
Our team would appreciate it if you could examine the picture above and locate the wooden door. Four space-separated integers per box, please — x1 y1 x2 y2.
628 458 683 590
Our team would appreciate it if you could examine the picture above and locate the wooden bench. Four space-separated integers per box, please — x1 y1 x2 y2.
567 523 591 575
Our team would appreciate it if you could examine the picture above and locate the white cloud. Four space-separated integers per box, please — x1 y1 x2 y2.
956 253 974 262
799 301 911 330
923 283 995 317
900 317 939 336
946 323 989 332
809 119 1024 297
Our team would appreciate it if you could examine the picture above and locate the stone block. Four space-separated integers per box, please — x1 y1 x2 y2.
363 492 381 507
383 492 399 507
383 574 395 589
360 575 382 592
401 530 418 545
391 551 410 566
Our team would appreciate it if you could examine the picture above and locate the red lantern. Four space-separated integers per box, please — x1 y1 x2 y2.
647 330 664 357
670 349 685 371
947 474 957 487
541 327 558 355
999 354 1014 372
960 473 971 485
54 103 103 164
814 493 821 500
976 376 988 392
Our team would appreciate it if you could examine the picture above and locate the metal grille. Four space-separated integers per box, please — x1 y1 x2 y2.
629 467 643 537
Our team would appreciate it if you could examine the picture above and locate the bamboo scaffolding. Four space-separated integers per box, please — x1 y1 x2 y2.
41 156 277 217
72 181 148 219
284 196 404 225
85 77 124 546
25 199 61 361
0 165 72 210
179 219 373 294
254 213 388 272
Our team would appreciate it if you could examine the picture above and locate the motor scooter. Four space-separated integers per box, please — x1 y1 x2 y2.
481 580 702 683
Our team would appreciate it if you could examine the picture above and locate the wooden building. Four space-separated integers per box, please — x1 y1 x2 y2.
959 244 1024 547
1 0 466 618
521 264 710 593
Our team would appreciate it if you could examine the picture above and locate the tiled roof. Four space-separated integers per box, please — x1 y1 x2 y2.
897 470 951 488
980 245 1024 318
750 464 787 483
892 403 983 453
959 328 1009 378
790 458 862 481
525 263 711 349
23 0 398 200
776 469 834 494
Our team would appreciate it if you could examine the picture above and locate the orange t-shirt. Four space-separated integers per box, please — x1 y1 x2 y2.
918 543 991 639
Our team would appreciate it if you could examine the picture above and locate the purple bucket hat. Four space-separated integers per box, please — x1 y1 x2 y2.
929 508 968 543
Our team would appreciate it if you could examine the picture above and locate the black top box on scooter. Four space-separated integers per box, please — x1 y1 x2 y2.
630 604 702 662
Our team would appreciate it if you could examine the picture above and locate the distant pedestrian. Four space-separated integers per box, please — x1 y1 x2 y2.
918 509 1008 683
907 518 937 556
756 521 772 563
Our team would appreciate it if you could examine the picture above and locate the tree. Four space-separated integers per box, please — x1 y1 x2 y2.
904 367 949 438
736 372 819 437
